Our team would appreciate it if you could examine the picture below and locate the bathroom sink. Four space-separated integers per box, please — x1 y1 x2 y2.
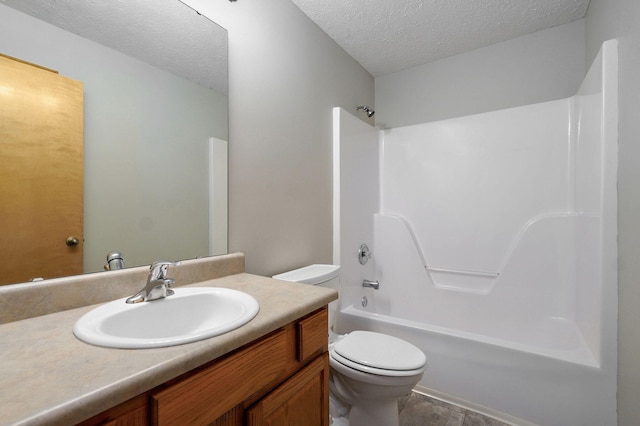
73 287 259 349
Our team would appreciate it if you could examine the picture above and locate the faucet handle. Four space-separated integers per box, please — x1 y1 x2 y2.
148 261 178 281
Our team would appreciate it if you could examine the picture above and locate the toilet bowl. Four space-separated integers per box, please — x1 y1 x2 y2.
273 265 427 426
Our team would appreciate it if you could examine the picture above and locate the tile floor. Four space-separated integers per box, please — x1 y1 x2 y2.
398 392 512 426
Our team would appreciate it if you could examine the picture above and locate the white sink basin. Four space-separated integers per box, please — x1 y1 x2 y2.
73 287 259 349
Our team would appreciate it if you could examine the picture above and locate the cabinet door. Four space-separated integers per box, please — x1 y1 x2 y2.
247 354 329 426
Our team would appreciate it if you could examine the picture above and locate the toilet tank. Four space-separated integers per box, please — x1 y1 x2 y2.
272 264 340 286
273 264 340 329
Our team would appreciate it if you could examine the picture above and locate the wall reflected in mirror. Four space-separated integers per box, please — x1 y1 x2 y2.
0 0 228 285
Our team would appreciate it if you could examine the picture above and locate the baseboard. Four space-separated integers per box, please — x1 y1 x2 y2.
412 385 540 426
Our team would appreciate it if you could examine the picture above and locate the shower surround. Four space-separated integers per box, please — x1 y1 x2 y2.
333 40 617 426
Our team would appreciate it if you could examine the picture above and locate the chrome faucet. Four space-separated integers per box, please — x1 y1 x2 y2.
104 251 125 271
126 261 178 304
362 279 380 290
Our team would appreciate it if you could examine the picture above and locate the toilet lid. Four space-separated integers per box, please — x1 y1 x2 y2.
332 331 426 371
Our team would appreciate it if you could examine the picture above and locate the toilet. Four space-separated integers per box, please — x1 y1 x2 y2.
273 265 426 426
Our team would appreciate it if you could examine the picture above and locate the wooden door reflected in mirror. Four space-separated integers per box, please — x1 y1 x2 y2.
0 54 84 284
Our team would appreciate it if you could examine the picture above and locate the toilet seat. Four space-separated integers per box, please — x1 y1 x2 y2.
330 331 426 377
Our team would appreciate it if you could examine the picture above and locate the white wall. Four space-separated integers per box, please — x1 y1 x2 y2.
0 4 228 273
585 1 640 425
209 138 229 256
332 107 378 325
184 0 375 276
375 19 585 128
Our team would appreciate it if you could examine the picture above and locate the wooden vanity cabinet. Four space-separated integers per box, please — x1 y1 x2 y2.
78 307 329 426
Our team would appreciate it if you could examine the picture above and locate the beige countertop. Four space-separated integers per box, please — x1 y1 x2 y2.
0 272 337 426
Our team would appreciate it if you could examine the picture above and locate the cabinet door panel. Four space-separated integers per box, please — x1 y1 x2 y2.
247 353 329 426
210 406 242 426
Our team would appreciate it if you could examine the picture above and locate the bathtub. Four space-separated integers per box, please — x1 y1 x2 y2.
334 210 614 426
336 301 614 426
332 209 616 425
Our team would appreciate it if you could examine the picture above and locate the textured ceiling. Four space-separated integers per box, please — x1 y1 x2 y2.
5 0 590 88
290 0 590 76
2 0 228 94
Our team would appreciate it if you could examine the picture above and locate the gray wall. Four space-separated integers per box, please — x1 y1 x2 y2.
375 19 585 128
188 0 374 276
585 1 640 424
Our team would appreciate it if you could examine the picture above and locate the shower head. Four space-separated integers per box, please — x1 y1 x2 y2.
356 105 375 118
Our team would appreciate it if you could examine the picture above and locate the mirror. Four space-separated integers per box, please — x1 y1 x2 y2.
0 0 228 284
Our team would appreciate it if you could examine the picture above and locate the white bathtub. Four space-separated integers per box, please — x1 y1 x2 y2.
334 213 613 425
336 299 615 426
335 207 614 426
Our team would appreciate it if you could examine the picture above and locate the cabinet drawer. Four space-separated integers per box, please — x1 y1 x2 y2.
151 328 296 425
297 308 328 362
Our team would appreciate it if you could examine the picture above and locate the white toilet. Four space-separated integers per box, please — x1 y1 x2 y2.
273 264 427 426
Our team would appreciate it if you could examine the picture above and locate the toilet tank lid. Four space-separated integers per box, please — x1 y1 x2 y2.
272 264 340 285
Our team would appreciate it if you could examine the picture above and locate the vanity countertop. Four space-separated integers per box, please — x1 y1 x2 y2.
0 273 337 426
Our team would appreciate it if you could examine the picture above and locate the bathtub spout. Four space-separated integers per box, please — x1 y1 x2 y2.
362 279 380 290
